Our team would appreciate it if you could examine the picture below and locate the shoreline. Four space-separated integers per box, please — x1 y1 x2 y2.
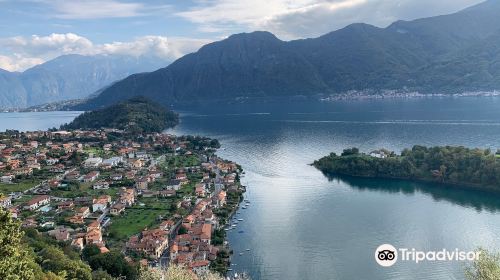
313 146 500 197
318 90 500 101
5 90 500 113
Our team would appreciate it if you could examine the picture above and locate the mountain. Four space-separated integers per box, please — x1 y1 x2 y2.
0 70 27 108
0 54 170 109
80 0 500 109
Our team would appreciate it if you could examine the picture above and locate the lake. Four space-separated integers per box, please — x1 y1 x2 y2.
4 98 500 280
0 111 82 132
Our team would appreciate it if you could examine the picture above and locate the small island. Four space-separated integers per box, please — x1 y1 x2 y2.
313 146 500 192
60 97 179 133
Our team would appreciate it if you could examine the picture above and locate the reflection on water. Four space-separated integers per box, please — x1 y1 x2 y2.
169 98 500 280
326 175 500 213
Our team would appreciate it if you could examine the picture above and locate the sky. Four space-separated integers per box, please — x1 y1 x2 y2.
0 0 485 72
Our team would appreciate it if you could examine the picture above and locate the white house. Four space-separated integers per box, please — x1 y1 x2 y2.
83 171 100 182
92 196 111 212
369 151 388 159
46 158 59 165
93 180 110 190
1 175 14 183
190 260 210 276
92 201 107 212
24 195 50 211
102 157 123 167
111 173 123 181
84 157 103 168
135 151 148 159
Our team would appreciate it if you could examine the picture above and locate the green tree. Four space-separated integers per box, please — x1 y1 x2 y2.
88 251 138 280
138 265 230 280
0 205 36 280
91 269 116 280
341 148 359 156
465 249 500 280
38 245 92 280
82 244 101 261
178 226 188 235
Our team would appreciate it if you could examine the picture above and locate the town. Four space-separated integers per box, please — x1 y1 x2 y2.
0 128 246 276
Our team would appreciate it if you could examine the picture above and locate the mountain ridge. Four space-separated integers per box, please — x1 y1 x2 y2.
0 54 170 109
26 0 500 109
78 0 500 109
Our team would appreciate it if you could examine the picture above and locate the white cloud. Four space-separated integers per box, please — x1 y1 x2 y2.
16 0 173 19
0 55 44 72
176 0 322 34
177 0 484 39
49 0 144 19
98 36 211 60
0 33 211 71
1 33 94 57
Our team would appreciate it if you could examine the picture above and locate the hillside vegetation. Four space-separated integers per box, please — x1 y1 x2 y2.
61 97 179 133
314 146 500 191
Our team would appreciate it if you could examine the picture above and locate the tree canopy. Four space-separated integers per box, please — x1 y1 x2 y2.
61 97 179 133
0 206 35 280
465 249 500 280
314 146 500 190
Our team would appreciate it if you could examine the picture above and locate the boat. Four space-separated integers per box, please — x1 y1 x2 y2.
238 230 244 233
237 218 243 221
239 253 244 256
242 206 247 209
245 249 251 251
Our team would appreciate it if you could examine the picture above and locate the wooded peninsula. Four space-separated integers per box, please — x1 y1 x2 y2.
313 146 500 192
60 97 179 133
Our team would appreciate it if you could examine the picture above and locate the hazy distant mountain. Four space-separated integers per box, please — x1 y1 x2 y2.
77 0 500 109
0 54 170 108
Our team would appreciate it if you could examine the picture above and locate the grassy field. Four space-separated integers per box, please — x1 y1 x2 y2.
107 197 172 240
0 180 40 194
165 155 201 169
83 147 117 158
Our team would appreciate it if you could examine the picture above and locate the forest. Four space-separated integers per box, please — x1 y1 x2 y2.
60 97 179 134
313 146 500 190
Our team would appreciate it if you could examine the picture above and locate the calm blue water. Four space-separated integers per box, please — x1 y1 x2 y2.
169 98 500 280
3 98 500 279
0 111 82 131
